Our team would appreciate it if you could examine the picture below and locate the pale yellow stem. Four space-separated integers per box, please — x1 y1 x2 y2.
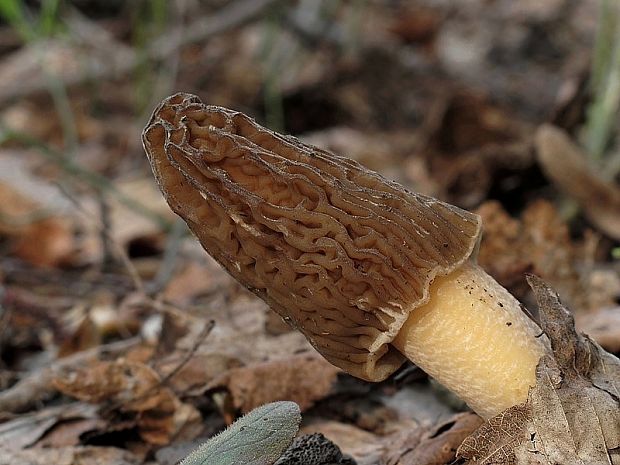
392 262 547 418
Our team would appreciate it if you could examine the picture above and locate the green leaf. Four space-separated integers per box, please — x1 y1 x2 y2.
181 401 301 465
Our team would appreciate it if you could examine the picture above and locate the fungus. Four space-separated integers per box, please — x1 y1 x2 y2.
143 93 548 419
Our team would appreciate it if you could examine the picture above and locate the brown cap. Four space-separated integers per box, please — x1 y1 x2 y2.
143 93 482 381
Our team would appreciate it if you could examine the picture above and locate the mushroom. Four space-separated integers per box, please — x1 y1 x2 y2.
142 93 548 419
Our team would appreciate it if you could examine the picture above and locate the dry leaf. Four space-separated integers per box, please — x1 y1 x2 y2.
576 306 620 353
207 354 340 413
301 421 384 465
53 359 201 445
476 200 605 313
163 261 224 305
57 314 102 358
382 412 483 465
158 353 243 397
36 418 107 448
456 405 531 464
457 276 620 464
0 180 74 267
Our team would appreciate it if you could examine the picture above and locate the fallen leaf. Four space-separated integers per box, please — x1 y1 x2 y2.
163 260 225 305
476 199 607 313
457 404 531 464
53 359 201 445
208 354 340 413
37 418 107 448
159 353 243 397
576 306 620 353
300 421 384 465
107 177 175 246
382 412 483 465
57 314 102 358
0 179 74 267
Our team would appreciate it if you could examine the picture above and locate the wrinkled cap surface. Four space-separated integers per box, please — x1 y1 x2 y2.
142 93 482 381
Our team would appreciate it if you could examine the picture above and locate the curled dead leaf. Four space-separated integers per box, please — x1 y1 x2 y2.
53 359 201 445
207 354 340 413
382 412 483 465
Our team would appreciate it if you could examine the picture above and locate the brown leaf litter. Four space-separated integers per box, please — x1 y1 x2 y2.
53 359 201 446
207 354 341 414
381 412 483 465
0 444 139 465
476 199 617 315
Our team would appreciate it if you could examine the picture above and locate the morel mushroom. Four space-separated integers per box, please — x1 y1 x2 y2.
143 93 547 419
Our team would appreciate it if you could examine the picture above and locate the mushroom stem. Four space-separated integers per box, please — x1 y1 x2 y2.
392 262 546 419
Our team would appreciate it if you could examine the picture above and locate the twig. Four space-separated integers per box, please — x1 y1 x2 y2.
157 319 215 388
54 181 146 294
147 219 187 295
100 320 215 414
97 192 117 272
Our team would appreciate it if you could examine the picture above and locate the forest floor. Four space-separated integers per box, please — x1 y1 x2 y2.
0 1 619 464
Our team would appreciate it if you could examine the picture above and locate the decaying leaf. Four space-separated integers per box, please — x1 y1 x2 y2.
476 199 595 312
180 401 301 465
382 412 483 465
456 404 531 464
576 306 620 353
457 276 620 465
158 352 243 397
53 359 201 445
207 354 340 413
0 179 74 267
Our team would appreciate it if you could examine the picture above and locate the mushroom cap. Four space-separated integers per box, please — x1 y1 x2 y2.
142 93 482 381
